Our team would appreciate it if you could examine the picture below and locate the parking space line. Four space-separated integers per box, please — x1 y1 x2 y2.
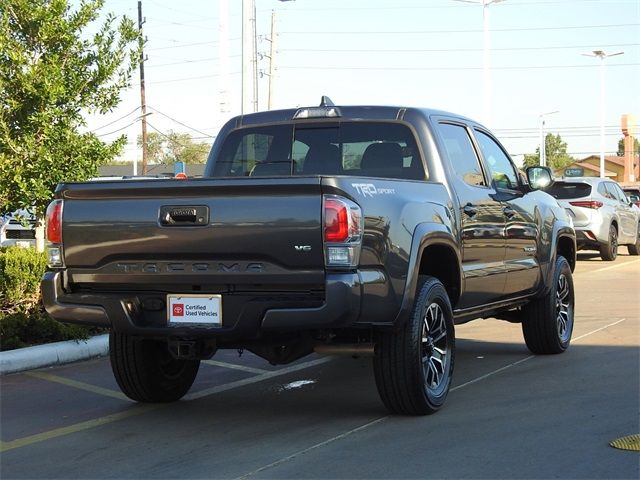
234 416 390 480
573 318 626 341
25 371 131 402
201 360 270 375
1 357 333 453
573 259 640 276
186 357 333 400
586 259 640 275
0 404 160 453
233 317 629 479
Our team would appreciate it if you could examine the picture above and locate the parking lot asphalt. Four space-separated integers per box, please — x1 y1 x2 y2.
1 253 638 479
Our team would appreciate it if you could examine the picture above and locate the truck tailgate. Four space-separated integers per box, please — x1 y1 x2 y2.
58 178 325 286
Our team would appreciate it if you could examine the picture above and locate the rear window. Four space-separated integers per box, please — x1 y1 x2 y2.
212 122 426 180
546 182 592 199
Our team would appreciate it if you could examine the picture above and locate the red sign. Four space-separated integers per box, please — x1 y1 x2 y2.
172 304 184 316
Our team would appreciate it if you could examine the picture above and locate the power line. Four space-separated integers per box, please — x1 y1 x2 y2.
146 121 187 145
272 0 631 12
280 43 640 54
499 133 628 139
95 118 141 137
145 17 217 30
511 151 622 156
146 55 241 69
146 106 215 138
145 0 217 20
131 71 240 86
280 23 639 35
146 38 240 52
279 63 639 71
90 107 141 133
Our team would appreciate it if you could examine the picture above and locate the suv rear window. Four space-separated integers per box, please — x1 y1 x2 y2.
546 182 592 199
212 122 425 180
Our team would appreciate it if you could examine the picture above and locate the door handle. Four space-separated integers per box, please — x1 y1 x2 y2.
159 205 209 226
463 203 478 217
503 206 516 219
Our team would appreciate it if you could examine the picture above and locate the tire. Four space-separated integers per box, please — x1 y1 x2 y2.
374 276 455 415
522 256 574 354
600 224 618 261
110 332 200 402
627 223 640 256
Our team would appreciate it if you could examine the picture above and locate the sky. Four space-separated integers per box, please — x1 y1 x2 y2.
86 0 640 169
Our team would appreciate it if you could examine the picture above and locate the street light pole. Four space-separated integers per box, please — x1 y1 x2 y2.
453 0 505 126
538 110 559 168
582 50 624 178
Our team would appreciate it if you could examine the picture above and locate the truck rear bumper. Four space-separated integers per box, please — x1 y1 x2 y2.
41 271 363 338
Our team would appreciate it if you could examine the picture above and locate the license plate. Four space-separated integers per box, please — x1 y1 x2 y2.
16 241 32 248
167 294 222 325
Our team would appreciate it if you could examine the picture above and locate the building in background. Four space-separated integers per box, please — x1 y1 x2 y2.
555 114 638 184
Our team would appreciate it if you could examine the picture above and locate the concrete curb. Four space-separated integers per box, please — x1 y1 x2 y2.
0 334 109 375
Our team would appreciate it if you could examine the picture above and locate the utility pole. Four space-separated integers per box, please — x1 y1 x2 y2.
241 0 250 114
251 0 258 112
218 0 230 115
267 10 276 109
241 0 258 114
138 0 149 175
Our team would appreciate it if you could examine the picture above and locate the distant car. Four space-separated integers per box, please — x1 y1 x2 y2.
622 186 640 208
0 209 36 248
546 178 640 260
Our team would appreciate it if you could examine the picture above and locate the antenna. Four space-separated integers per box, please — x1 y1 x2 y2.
320 96 335 107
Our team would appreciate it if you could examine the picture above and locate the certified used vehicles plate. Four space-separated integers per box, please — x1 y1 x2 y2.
167 294 222 325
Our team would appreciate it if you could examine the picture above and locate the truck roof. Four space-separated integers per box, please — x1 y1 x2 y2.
232 103 479 128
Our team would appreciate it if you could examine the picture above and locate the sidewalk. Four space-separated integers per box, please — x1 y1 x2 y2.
0 334 109 375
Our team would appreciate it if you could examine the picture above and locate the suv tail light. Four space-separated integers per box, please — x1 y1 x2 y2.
45 199 64 267
569 200 603 209
323 195 363 268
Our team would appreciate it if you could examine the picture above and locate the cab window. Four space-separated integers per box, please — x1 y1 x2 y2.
438 123 486 187
474 130 518 190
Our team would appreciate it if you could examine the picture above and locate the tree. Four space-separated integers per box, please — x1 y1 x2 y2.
137 131 210 165
0 0 140 250
523 133 575 170
617 137 640 157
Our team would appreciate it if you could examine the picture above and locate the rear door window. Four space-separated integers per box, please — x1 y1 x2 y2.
212 122 426 180
547 182 592 199
607 183 628 204
437 123 486 187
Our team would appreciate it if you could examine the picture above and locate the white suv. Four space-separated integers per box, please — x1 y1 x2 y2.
546 178 640 260
0 209 36 248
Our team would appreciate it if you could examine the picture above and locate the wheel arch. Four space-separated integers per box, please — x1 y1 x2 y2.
611 219 619 232
392 223 462 328
557 234 576 272
417 244 461 308
538 222 576 296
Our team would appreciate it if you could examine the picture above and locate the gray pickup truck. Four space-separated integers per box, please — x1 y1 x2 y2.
42 99 576 415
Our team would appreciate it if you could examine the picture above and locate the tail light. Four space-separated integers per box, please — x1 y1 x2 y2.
45 199 64 267
569 200 603 209
323 195 363 268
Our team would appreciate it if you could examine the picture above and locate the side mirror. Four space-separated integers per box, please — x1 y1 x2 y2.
526 166 553 190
